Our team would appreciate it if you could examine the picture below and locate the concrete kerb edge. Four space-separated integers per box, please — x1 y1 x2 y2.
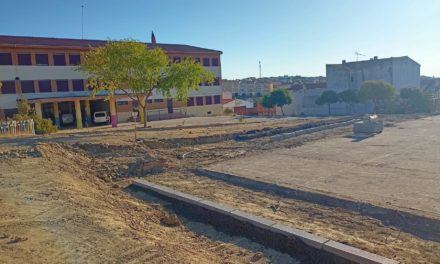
270 118 359 142
132 179 205 205
132 179 398 264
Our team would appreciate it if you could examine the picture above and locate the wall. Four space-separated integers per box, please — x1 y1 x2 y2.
185 104 223 116
392 58 420 89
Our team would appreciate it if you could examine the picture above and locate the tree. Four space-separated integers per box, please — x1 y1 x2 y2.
400 87 430 113
260 94 272 108
79 39 214 128
358 80 396 113
338 89 358 114
315 90 338 115
260 89 292 115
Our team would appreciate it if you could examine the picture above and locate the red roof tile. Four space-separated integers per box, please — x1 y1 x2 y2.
0 35 222 54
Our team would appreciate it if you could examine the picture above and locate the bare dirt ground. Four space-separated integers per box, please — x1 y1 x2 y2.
0 116 315 151
0 116 314 264
1 114 438 263
148 172 440 264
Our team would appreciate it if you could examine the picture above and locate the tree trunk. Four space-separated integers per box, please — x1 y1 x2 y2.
280 106 285 116
328 103 331 116
142 105 147 128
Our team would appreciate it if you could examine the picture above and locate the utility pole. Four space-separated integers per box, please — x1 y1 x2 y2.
259 61 261 78
81 5 84 39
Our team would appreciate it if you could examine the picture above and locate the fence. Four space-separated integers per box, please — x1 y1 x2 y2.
0 119 35 136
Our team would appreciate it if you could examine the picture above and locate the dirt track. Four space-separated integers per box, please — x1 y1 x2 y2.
1 115 438 263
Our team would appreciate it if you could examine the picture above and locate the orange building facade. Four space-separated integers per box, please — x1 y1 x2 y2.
0 35 223 128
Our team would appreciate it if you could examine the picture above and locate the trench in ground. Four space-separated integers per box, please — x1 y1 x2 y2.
126 185 356 264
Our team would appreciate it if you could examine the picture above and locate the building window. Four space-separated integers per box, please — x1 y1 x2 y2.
196 96 204 106
21 81 35 93
205 96 212 105
4 108 18 118
35 53 49 65
56 80 69 92
69 54 81 65
203 58 210 66
214 95 221 104
211 58 219 66
38 80 52 93
213 77 220 86
173 56 181 63
0 53 12 65
53 54 66 66
0 81 16 94
132 100 139 108
17 53 32 65
194 57 201 63
72 79 84 91
187 97 194 106
154 99 164 103
147 99 153 104
117 101 128 106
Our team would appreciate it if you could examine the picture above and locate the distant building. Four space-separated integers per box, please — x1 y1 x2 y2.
277 82 327 116
223 99 275 116
222 78 273 97
327 56 421 91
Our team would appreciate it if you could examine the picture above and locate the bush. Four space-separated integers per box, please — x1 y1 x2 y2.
34 116 58 135
224 108 233 115
400 87 430 113
12 98 58 134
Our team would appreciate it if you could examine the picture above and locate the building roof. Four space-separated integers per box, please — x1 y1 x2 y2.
327 56 420 68
0 35 222 54
289 82 326 91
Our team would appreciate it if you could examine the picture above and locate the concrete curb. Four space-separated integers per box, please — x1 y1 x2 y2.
270 119 358 142
132 179 398 264
196 168 440 243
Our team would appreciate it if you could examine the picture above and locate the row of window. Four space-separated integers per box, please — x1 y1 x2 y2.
0 51 220 67
0 52 81 66
172 56 219 67
187 95 221 106
0 79 86 94
0 78 220 95
144 95 221 106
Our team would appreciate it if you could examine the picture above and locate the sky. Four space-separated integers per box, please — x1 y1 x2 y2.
1 0 439 79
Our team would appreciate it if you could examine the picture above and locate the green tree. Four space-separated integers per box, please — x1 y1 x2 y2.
315 90 338 115
358 80 396 113
400 87 430 113
338 89 358 114
260 89 292 115
79 39 214 128
260 94 273 108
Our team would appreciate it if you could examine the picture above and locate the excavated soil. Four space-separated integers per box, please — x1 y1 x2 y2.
0 144 274 264
1 115 438 263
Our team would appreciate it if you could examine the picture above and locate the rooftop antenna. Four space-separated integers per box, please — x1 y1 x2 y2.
81 5 84 39
355 51 365 61
259 61 261 78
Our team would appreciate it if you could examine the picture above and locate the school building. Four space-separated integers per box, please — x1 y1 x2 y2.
0 35 223 128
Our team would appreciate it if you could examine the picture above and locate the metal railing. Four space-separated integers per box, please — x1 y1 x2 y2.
0 119 35 136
